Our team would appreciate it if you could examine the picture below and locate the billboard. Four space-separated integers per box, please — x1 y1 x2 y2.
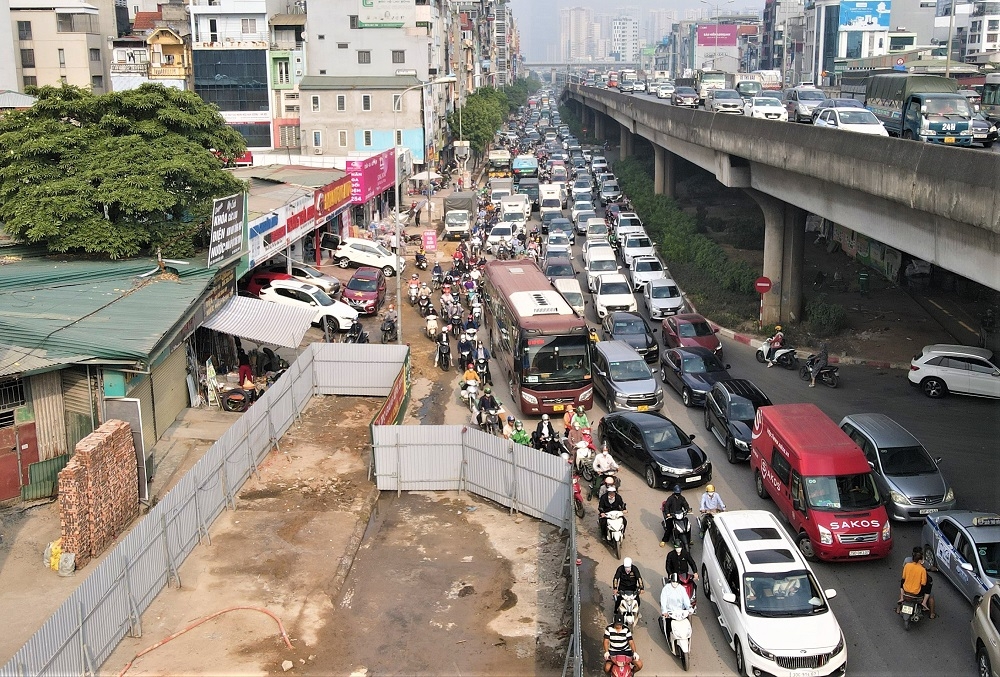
839 1 892 30
247 192 316 267
207 192 245 267
358 0 417 28
697 24 738 47
313 176 353 220
346 149 396 204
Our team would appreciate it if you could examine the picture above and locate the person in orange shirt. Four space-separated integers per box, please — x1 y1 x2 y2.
562 404 576 435
897 548 932 616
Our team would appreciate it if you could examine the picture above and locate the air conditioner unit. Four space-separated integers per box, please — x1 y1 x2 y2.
313 147 323 154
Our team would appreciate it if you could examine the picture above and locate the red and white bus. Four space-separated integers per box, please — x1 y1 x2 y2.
607 71 619 89
482 260 593 416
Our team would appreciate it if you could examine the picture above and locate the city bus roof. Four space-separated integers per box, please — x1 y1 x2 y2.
484 260 587 334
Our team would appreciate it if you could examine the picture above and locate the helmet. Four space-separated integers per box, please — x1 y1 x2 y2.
673 485 682 494
706 484 715 493
542 414 549 421
607 485 617 493
604 476 615 485
669 573 680 585
623 557 633 568
411 273 419 280
507 415 515 423
672 540 683 549
515 420 523 430
484 387 492 394
775 325 782 332
575 440 589 449
613 613 625 626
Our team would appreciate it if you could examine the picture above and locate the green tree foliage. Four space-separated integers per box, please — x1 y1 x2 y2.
448 88 507 154
502 75 542 112
0 84 247 259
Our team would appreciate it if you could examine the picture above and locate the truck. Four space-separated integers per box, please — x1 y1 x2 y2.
696 69 727 102
487 149 512 178
752 69 783 91
489 177 514 206
443 191 478 241
725 73 765 101
864 74 974 146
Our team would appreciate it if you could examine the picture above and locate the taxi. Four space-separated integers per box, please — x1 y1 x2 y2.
922 511 1000 604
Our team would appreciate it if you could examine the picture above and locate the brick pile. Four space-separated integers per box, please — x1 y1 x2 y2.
58 420 139 569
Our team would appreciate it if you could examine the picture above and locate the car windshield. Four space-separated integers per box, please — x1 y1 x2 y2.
676 87 696 95
635 260 663 272
347 278 377 293
677 321 714 337
618 217 641 229
651 284 679 298
924 98 972 116
744 571 828 618
729 397 756 421
541 199 560 208
798 90 826 101
626 237 652 249
603 183 620 191
608 359 652 381
491 226 512 237
716 91 741 99
839 110 880 125
552 220 573 232
549 233 570 245
612 319 647 335
588 223 609 236
590 259 617 272
445 212 468 224
755 98 782 107
879 446 938 476
546 263 574 277
978 543 1000 577
563 291 584 307
640 420 691 449
578 211 597 222
804 473 882 511
601 281 631 295
522 334 591 384
682 353 727 374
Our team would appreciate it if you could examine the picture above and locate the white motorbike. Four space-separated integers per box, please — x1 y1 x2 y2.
425 312 439 339
756 338 798 369
617 589 640 628
460 378 480 410
471 299 483 323
604 509 626 559
407 281 420 306
660 600 693 671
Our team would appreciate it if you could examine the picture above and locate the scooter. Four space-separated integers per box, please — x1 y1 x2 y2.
424 312 439 340
572 475 585 518
480 407 501 436
417 294 432 318
756 339 798 369
677 572 698 611
460 378 480 410
898 592 925 631
590 469 621 501
608 655 634 677
343 320 369 344
435 335 451 371
799 355 840 388
471 299 483 323
415 254 428 271
567 429 597 482
663 509 693 551
605 509 626 559
617 589 640 628
659 596 693 671
380 317 398 344
475 357 490 384
408 281 420 306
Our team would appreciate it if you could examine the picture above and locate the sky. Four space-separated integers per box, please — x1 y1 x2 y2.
509 0 765 62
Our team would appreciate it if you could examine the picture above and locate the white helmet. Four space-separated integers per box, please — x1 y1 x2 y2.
623 557 633 568
575 440 589 449
542 414 550 421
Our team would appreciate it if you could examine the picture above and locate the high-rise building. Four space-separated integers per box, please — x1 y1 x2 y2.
647 9 677 45
560 6 593 61
612 16 640 61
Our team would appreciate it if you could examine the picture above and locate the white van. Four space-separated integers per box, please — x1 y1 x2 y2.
585 248 620 292
500 194 530 222
552 278 585 316
539 185 563 220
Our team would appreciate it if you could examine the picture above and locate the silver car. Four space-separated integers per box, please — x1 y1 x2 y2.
705 89 743 114
642 278 685 319
591 340 664 413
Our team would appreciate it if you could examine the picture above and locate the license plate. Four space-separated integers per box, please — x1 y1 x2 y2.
919 508 938 515
849 549 871 557
636 405 649 411
944 137 955 143
552 404 564 412
685 475 702 483
901 604 914 615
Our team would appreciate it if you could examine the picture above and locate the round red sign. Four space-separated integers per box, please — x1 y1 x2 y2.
755 276 772 294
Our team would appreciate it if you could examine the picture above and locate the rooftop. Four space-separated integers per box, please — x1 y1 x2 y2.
299 75 422 91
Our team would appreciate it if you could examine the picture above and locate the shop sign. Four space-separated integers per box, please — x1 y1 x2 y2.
208 192 245 266
422 230 437 252
248 192 316 267
314 176 353 219
347 149 396 204
358 0 416 28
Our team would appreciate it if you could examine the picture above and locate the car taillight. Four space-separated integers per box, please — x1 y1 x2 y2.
910 365 920 371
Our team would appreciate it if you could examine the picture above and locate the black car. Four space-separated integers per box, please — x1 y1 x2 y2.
659 347 732 407
703 379 772 464
602 312 659 363
971 112 997 148
598 411 712 490
540 210 561 234
543 255 576 280
549 217 576 244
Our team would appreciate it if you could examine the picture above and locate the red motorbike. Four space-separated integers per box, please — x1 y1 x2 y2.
609 654 634 677
572 475 585 518
678 572 697 611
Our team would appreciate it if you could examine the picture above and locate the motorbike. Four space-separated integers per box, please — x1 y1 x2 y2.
617 589 640 628
663 509 693 551
534 431 561 456
435 334 451 371
572 475 585 518
898 592 925 631
415 254 428 271
676 572 698 611
460 378 480 410
380 317 398 344
424 312 439 340
496 242 510 261
480 407 501 436
659 596 694 671
471 299 483 323
458 345 473 374
408 282 420 306
608 655 634 677
475 357 489 383
417 294 432 318
604 509 626 559
449 307 464 338
431 271 444 291
799 355 840 388
566 429 597 482
589 469 621 501
343 320 369 344
756 338 798 369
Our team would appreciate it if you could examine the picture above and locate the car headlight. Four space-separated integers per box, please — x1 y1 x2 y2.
734 438 750 450
882 521 891 541
831 633 845 656
581 387 592 401
944 487 954 502
990 126 997 134
659 463 686 475
889 490 911 505
818 524 833 545
521 391 538 405
655 387 663 396
747 635 776 661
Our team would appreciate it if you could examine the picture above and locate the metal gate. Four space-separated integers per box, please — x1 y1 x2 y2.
62 368 96 453
126 375 156 453
151 347 189 435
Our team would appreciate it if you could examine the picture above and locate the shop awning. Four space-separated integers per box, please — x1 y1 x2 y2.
201 297 316 349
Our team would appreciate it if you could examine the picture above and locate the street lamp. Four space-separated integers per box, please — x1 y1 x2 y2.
700 0 734 69
393 74 457 344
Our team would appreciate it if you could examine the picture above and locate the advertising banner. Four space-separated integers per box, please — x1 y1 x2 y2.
422 230 437 252
314 176 353 220
697 24 738 47
370 353 411 426
839 0 891 30
248 192 316 267
346 149 396 204
358 0 417 28
207 192 245 267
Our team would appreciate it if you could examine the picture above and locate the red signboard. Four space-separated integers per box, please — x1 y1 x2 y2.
346 148 396 204
697 24 738 47
314 176 353 219
755 276 773 294
422 230 438 252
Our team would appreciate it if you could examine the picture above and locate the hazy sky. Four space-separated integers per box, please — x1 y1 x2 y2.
509 0 765 61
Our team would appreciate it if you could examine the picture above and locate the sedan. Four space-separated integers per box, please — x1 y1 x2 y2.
671 86 699 108
544 232 573 260
703 379 772 463
742 96 787 121
809 97 865 124
659 347 732 407
656 84 675 99
543 256 576 281
598 411 712 490
549 217 576 244
922 511 1000 604
706 89 743 114
662 313 723 358
813 108 888 136
574 210 597 236
342 267 387 315
972 112 998 148
266 262 341 297
601 312 659 364
621 233 655 267
642 278 684 319
600 182 622 205
570 200 594 223
629 255 666 291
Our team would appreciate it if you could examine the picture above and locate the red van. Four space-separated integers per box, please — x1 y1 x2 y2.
751 403 892 562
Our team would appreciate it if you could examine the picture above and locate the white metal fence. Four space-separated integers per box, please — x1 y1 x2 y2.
1 343 407 677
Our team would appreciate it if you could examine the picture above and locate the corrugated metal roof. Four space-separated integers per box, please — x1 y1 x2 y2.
0 344 90 378
271 13 307 26
0 90 37 109
230 164 344 189
201 296 316 349
299 75 422 90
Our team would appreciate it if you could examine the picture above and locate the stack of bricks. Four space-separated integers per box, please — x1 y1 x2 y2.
58 420 140 569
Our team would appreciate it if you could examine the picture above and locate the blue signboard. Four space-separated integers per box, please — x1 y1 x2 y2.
839 0 891 30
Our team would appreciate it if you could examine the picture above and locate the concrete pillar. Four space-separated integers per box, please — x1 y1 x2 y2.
664 149 676 198
781 205 806 323
748 190 787 326
654 145 665 195
620 125 634 157
594 113 605 141
583 107 593 137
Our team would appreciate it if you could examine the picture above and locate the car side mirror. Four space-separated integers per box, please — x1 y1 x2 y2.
792 497 803 512
934 457 942 464
722 592 737 604
961 562 974 572
714 327 720 333
824 588 837 600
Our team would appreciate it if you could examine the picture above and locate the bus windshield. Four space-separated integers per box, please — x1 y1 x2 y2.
803 473 882 511
522 335 591 385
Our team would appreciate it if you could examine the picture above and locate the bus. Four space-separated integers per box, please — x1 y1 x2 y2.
482 260 593 416
607 71 619 88
983 73 1000 124
511 154 539 184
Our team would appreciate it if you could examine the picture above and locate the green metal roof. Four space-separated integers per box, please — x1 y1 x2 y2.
0 256 216 376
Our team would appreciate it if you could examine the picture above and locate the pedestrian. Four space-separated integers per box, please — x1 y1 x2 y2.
415 208 421 227
389 232 398 255
237 349 253 385
458 176 464 190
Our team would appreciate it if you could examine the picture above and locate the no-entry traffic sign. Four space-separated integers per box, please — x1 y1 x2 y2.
755 276 772 294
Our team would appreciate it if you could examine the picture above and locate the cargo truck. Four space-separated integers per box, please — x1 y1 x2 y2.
864 73 974 146
443 191 478 241
725 73 765 101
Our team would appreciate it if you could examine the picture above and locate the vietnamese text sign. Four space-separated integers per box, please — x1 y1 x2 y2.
358 0 416 28
248 192 316 267
839 1 891 31
208 192 245 266
347 148 396 204
314 176 353 219
697 24 738 47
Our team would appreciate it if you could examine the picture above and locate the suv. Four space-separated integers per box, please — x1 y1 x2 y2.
703 510 847 677
332 237 403 277
705 88 744 114
594 273 637 319
258 279 359 329
907 344 1000 399
783 86 827 122
590 340 663 413
972 585 1000 677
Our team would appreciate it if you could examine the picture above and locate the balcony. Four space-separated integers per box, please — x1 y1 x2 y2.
149 64 190 78
111 62 149 75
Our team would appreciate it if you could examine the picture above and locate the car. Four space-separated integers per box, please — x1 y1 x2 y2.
632 81 646 93
244 270 294 298
809 97 865 123
599 181 622 205
265 261 341 297
659 346 732 407
549 217 576 244
590 156 609 174
628 254 666 291
333 237 403 277
907 344 1000 399
543 255 576 281
922 511 1000 604
485 223 516 254
601 311 659 363
259 279 359 328
705 89 744 114
672 86 699 108
599 411 711 488
839 413 956 521
594 273 637 319
656 83 675 99
619 80 635 93
570 200 594 223
574 210 597 236
620 233 655 267
971 585 1000 677
341 267 387 316
615 212 644 232
972 112 998 148
583 218 609 243
703 379 773 463
702 510 846 677
662 313 723 358
583 239 614 269
783 86 827 122
591 341 663 414
642 277 685 319
742 96 788 121
544 231 573 259
552 277 585 316
540 210 561 234
813 108 888 136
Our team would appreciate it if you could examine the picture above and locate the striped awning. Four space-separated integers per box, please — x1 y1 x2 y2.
201 296 315 349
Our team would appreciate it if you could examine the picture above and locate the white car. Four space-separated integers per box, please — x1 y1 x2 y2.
743 96 788 121
585 249 620 292
656 84 675 99
552 277 586 316
621 233 656 266
591 157 609 174
333 237 404 277
814 108 889 136
642 278 685 319
628 255 666 290
486 223 517 254
544 232 573 259
632 81 646 93
570 199 594 222
265 261 341 297
908 344 1000 399
582 217 608 240
258 279 359 329
594 274 636 319
583 236 613 259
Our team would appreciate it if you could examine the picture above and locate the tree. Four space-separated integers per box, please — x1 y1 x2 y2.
447 88 506 154
0 84 247 259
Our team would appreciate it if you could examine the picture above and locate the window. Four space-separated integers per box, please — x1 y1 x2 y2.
91 75 103 88
395 129 403 145
319 69 327 75
363 130 373 146
0 377 26 411
338 130 348 147
57 13 97 32
338 43 349 49
358 50 371 64
317 34 325 40
392 94 402 111
311 95 320 112
276 59 290 84
89 48 101 62
362 94 372 111
392 49 405 63
20 49 35 68
22 76 37 88
60 75 68 84
337 94 346 111
17 21 32 40
349 15 359 29
278 125 300 147
770 450 791 485
990 595 1000 634
58 49 65 66
241 18 257 34
283 104 300 113
312 130 322 147
939 519 960 546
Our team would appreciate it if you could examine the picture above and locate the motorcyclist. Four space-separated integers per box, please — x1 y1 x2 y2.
809 342 829 388
571 406 591 429
502 415 516 439
461 363 480 395
699 484 726 537
659 573 692 653
562 404 576 435
665 540 698 582
900 546 936 618
476 386 501 426
766 325 785 367
511 420 531 446
431 261 444 283
612 557 645 616
567 421 586 450
463 312 480 333
603 614 642 675
383 303 398 325
534 414 558 451
474 340 492 386
897 548 933 616
457 332 475 367
592 444 619 495
598 485 627 542
660 486 691 547
415 247 427 267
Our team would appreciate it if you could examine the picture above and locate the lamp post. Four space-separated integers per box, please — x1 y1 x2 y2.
945 0 957 78
700 0 734 69
393 75 457 344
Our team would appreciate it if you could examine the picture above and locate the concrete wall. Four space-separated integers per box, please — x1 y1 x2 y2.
0 2 17 91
